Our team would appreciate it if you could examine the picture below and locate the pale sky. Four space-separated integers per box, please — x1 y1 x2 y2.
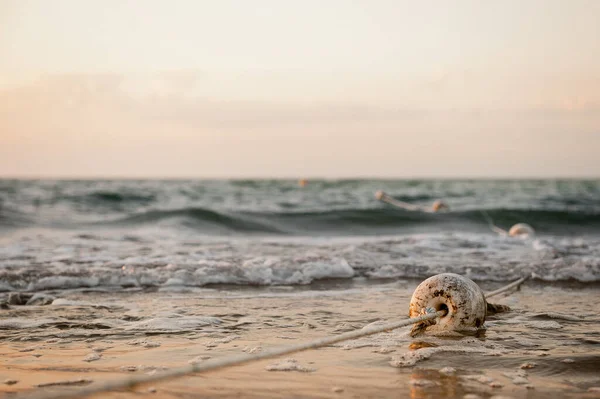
1 0 599 178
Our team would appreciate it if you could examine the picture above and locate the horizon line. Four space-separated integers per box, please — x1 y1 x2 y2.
1 175 598 181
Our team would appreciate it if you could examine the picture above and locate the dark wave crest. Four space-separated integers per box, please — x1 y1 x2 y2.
86 191 156 204
111 207 284 234
98 207 600 235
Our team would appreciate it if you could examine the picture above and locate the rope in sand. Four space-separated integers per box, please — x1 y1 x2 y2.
21 311 446 399
20 277 526 399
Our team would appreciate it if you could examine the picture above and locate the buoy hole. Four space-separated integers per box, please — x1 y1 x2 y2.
436 303 449 316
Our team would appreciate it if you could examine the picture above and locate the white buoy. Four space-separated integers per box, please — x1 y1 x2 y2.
508 223 535 238
480 211 535 238
409 273 487 335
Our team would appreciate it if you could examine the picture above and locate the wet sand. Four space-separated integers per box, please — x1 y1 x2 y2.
1 282 599 399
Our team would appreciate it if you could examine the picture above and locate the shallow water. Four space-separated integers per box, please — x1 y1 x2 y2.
1 281 599 397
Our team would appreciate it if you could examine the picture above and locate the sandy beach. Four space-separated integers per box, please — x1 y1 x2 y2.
2 281 599 399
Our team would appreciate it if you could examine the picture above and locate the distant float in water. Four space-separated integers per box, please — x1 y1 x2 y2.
508 223 535 238
480 211 536 238
431 199 450 212
298 179 308 188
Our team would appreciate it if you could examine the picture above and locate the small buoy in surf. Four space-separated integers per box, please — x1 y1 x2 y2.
298 179 308 188
480 211 535 238
508 223 535 238
409 273 487 336
431 200 449 212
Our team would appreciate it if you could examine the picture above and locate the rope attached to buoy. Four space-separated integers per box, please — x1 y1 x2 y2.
17 276 526 399
480 211 535 238
480 210 509 235
375 191 423 211
19 310 445 399
375 191 449 213
485 276 527 298
485 276 527 314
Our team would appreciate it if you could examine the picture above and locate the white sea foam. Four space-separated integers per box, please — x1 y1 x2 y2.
1 232 599 292
0 318 59 329
390 346 505 367
0 281 14 292
265 358 315 372
125 316 222 332
51 298 123 309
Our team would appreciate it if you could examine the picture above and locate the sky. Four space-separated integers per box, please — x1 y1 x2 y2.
1 0 599 178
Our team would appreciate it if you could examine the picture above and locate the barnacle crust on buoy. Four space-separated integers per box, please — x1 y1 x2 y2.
409 273 487 335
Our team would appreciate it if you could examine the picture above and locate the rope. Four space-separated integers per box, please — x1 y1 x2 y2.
485 276 527 298
409 307 443 337
479 210 508 236
377 191 425 212
21 310 446 399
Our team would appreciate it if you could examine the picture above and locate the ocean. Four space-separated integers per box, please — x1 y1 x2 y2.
1 179 599 290
1 179 599 398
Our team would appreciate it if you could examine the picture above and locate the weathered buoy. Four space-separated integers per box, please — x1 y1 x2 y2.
431 200 449 212
409 273 487 336
508 223 535 238
298 179 308 188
